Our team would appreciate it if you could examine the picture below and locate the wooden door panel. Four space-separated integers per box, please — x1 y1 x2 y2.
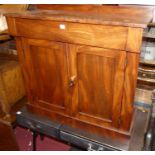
77 53 115 121
21 38 70 114
69 45 126 128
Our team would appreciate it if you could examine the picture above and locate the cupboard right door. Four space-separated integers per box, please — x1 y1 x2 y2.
69 44 127 129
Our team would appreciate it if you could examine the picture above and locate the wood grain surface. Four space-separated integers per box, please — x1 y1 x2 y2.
5 5 153 142
5 5 153 28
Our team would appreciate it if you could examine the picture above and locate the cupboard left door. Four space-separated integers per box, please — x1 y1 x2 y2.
16 38 70 115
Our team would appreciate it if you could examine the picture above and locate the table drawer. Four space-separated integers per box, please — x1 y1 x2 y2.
138 68 155 83
14 18 128 50
60 131 117 151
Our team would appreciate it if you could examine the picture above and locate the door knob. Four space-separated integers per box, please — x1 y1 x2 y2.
69 75 76 87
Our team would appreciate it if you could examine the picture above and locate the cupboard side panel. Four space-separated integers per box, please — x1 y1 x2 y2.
120 52 140 131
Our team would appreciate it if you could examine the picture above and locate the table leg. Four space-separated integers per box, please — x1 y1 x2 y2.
32 131 38 151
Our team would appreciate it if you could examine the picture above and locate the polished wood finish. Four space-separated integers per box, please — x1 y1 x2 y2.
20 38 70 115
5 6 153 28
27 103 130 141
5 5 153 141
36 4 150 13
68 45 126 129
126 27 143 52
35 5 153 27
11 19 128 51
121 53 140 131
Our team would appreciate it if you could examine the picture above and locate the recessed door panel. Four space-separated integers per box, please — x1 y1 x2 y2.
69 45 126 128
21 38 70 115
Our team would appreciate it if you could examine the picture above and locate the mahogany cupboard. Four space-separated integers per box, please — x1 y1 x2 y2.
5 5 153 142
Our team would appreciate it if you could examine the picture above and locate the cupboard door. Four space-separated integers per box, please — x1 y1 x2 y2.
69 45 126 128
20 38 70 115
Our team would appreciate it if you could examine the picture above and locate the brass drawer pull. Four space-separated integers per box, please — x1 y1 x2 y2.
142 73 146 77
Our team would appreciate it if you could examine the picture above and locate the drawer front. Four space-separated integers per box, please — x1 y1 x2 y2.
60 131 118 151
138 68 155 83
15 18 128 50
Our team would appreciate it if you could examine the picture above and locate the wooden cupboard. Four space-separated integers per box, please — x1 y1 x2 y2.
5 5 153 141
20 38 126 128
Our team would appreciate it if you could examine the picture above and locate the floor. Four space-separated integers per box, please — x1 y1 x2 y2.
14 126 71 151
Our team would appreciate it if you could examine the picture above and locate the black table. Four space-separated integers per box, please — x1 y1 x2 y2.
15 105 153 151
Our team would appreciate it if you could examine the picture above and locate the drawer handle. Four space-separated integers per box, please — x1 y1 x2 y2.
142 73 146 77
69 75 76 87
139 67 155 73
88 143 94 151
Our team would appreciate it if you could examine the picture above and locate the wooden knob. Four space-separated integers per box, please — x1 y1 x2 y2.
69 75 76 87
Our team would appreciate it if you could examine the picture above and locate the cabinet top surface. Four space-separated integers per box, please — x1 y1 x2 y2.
5 6 153 28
